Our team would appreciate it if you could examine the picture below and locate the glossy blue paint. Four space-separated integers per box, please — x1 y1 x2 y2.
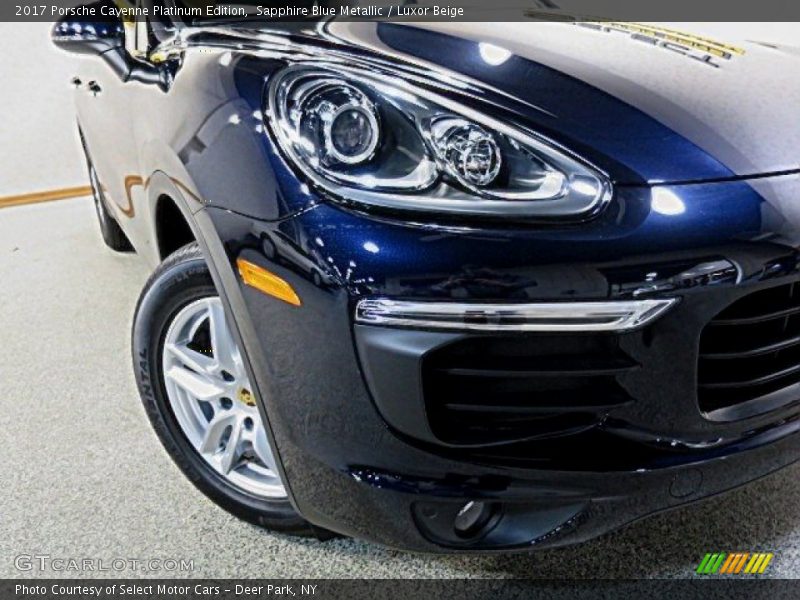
280 179 765 301
55 11 800 552
374 23 737 185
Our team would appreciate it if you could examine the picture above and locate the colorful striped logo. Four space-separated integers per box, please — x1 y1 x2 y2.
696 552 774 575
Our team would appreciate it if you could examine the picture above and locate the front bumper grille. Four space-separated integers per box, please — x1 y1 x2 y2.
699 281 800 419
422 334 637 446
355 276 800 471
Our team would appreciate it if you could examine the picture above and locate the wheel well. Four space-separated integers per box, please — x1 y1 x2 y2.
155 195 195 260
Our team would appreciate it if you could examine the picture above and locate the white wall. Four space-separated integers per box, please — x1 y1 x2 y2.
0 22 797 198
0 23 85 197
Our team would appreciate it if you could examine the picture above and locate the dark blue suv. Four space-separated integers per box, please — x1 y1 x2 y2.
53 3 800 551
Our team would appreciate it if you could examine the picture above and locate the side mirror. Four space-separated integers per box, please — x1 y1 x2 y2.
51 12 135 80
51 4 169 87
51 17 124 57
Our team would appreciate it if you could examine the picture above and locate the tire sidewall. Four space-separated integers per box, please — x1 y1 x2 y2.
81 133 132 252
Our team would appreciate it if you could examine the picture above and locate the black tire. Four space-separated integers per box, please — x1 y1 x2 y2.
81 139 133 252
131 242 313 535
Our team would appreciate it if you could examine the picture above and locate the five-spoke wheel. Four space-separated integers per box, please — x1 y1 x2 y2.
162 297 285 498
132 243 310 534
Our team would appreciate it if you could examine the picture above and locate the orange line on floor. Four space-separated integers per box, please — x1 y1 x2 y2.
0 186 92 210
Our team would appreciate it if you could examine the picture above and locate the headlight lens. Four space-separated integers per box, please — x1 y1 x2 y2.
268 66 611 219
292 81 380 166
327 105 379 164
429 118 503 189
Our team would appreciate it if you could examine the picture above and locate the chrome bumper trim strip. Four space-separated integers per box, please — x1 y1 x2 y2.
355 298 678 332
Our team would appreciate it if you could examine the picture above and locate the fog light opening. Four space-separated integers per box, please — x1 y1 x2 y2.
453 501 500 539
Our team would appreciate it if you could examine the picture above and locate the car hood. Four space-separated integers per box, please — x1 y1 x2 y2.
322 21 800 184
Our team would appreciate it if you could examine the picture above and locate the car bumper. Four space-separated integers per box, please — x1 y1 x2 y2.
198 173 800 551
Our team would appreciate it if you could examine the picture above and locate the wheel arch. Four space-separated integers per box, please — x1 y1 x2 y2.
143 172 200 265
154 193 196 262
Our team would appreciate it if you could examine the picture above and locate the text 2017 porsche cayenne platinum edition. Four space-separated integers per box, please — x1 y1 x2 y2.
53 3 800 551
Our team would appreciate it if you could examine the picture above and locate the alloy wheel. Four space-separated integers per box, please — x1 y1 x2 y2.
161 297 286 498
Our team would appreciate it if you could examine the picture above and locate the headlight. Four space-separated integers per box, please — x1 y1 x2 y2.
268 66 611 219
292 81 380 166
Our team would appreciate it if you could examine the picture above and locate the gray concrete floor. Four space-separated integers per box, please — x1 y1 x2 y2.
2 197 799 579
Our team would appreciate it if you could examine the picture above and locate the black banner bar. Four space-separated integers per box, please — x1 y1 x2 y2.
5 579 800 600
7 0 800 23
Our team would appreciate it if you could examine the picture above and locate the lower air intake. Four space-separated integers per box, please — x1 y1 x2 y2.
698 281 800 419
421 334 637 446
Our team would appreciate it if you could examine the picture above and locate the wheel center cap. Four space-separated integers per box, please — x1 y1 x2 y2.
238 388 256 407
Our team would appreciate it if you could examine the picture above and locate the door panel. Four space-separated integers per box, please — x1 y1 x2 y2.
74 20 148 253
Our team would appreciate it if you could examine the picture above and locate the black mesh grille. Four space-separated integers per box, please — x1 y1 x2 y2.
698 282 800 416
421 335 636 446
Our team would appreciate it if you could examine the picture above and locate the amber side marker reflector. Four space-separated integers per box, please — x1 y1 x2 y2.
237 259 301 307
